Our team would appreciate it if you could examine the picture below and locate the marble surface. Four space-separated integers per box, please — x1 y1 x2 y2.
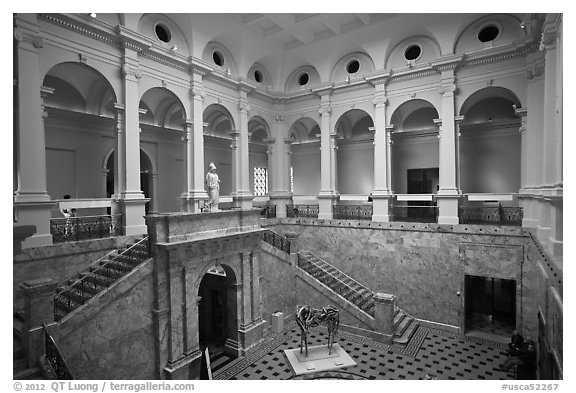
53 260 156 379
271 221 531 330
284 343 356 376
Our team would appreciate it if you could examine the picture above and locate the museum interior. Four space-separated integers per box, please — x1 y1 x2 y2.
12 12 562 381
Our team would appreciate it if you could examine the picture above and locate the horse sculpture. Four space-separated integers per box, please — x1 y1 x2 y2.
296 305 340 357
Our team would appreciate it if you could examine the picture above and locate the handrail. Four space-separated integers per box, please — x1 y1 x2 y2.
298 252 373 310
50 214 123 243
301 251 373 297
262 229 290 254
43 323 74 379
286 204 319 218
333 204 372 220
54 237 150 319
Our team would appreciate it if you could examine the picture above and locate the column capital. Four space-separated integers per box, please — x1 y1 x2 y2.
319 105 331 116
274 114 285 122
439 82 457 97
373 95 388 108
122 64 142 80
539 14 561 51
191 85 205 99
238 101 250 113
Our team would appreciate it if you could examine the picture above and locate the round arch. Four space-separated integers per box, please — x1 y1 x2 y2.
458 87 521 194
139 87 187 129
288 117 321 196
43 62 117 116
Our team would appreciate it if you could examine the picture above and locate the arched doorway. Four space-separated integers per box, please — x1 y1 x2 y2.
198 264 238 370
106 150 154 213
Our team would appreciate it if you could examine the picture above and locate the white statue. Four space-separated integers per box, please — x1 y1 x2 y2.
205 162 220 212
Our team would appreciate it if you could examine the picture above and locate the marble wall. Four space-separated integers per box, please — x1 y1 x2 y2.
259 242 297 327
53 260 156 379
13 235 140 312
269 219 533 334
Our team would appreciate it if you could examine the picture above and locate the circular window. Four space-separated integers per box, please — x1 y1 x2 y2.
478 25 500 43
213 51 224 67
298 72 309 86
404 44 422 61
154 23 171 43
346 60 360 74
254 69 263 83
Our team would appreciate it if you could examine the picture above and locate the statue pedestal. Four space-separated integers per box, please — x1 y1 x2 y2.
283 343 356 376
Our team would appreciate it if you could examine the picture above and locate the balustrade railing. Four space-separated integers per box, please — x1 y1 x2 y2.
43 323 74 379
459 205 523 226
286 204 319 218
333 204 373 220
50 214 123 243
390 202 438 223
54 237 150 321
262 230 291 254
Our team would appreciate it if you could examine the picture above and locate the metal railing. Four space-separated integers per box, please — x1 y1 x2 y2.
262 230 290 254
459 206 523 226
50 214 123 243
260 205 277 219
43 323 74 379
333 204 373 220
390 202 438 223
286 204 319 218
54 237 150 321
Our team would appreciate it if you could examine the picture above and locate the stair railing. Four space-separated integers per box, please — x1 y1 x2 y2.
43 323 74 379
301 251 373 297
298 253 373 310
54 237 150 320
262 229 291 254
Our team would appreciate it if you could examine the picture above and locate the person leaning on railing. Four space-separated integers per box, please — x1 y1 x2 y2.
60 195 77 237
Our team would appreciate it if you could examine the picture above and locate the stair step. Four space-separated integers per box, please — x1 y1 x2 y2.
13 357 27 372
393 318 419 345
394 309 406 326
395 313 412 336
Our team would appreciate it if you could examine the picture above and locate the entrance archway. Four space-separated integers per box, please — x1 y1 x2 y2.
197 263 238 370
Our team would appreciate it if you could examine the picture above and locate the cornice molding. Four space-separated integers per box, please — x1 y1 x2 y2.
311 82 334 97
364 70 391 86
39 13 118 47
430 54 465 72
116 25 153 53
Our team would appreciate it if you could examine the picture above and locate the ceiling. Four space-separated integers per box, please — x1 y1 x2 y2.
226 13 401 50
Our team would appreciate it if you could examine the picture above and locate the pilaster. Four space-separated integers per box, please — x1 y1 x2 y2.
318 94 338 219
232 89 253 209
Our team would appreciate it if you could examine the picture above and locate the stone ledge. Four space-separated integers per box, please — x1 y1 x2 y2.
269 217 526 237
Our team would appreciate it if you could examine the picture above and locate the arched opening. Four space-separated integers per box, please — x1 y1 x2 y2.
334 109 374 197
43 62 117 205
198 264 238 369
459 88 521 194
289 118 321 198
203 104 235 200
390 100 439 222
106 150 154 213
248 117 270 202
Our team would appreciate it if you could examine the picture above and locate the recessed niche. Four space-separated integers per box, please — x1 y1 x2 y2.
346 59 360 74
478 25 500 43
298 72 309 86
213 50 224 66
155 23 171 43
404 44 421 61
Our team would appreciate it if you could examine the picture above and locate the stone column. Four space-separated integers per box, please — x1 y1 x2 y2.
268 115 293 217
250 251 263 323
101 168 109 198
117 47 148 235
370 81 393 221
229 130 241 200
373 293 395 342
435 69 461 224
240 253 252 327
20 278 58 368
514 108 528 194
13 16 55 248
264 138 275 195
318 94 337 219
519 51 545 229
329 132 339 193
232 88 253 209
181 70 209 212
225 282 241 357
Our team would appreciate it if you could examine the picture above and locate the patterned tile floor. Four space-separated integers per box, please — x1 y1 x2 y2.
214 322 517 380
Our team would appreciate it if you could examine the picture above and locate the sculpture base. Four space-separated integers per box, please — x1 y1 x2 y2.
283 343 356 376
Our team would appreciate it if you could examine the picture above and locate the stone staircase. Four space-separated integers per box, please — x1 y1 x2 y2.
54 237 150 321
297 250 419 346
13 311 43 380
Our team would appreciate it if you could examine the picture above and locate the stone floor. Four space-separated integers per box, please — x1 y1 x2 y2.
214 322 517 380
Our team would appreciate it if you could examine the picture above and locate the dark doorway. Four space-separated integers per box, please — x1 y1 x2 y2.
105 150 152 214
198 265 236 372
464 274 516 338
406 168 439 220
